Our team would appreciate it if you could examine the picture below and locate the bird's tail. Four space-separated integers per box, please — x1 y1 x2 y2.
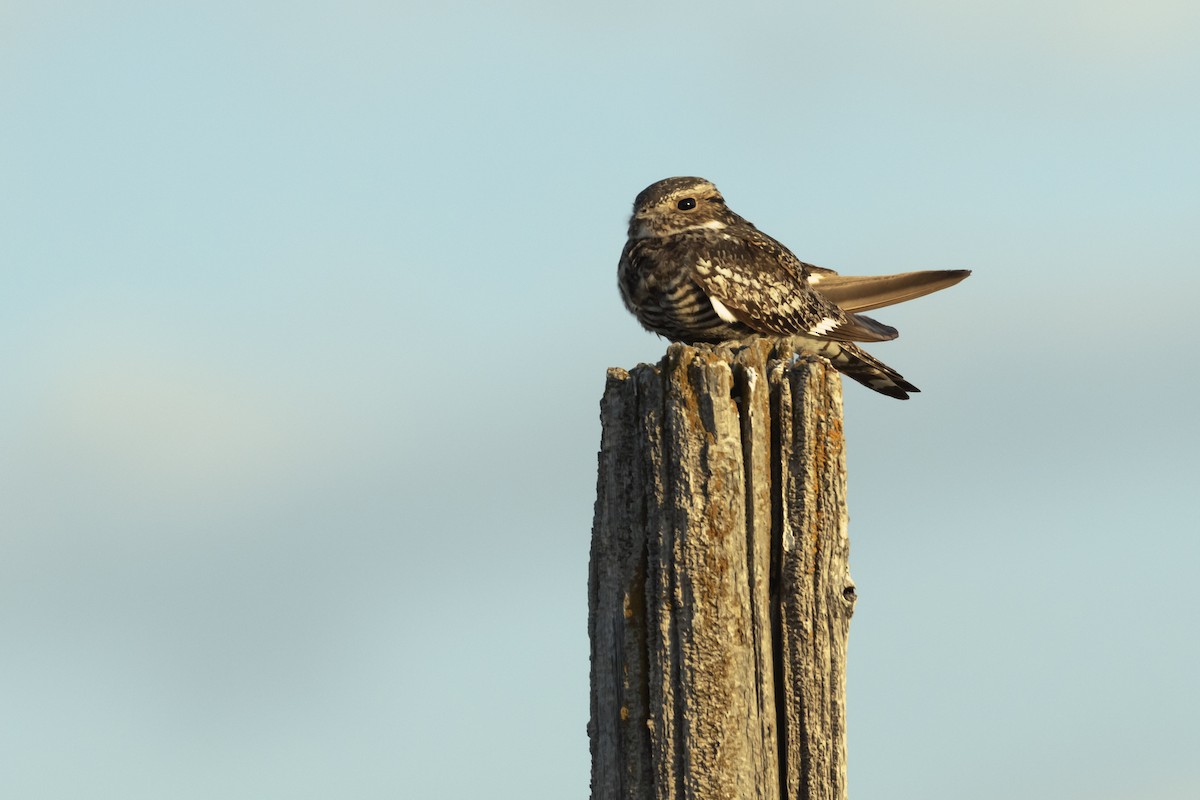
797 339 919 400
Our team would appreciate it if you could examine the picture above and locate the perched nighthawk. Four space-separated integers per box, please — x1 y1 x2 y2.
618 176 970 399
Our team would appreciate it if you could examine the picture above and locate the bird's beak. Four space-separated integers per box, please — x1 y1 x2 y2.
631 215 655 240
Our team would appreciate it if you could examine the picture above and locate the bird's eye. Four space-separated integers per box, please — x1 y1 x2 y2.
677 198 697 211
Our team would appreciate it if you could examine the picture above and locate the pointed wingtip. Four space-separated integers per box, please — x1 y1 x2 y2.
815 268 973 313
878 381 920 400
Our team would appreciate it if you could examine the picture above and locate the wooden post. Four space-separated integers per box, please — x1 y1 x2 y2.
589 340 856 800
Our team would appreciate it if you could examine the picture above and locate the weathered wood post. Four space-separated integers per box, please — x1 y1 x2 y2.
589 339 856 800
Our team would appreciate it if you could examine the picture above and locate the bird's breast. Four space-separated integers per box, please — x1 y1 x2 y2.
618 237 753 344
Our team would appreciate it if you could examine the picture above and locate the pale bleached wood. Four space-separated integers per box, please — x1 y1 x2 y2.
771 350 856 800
589 342 854 800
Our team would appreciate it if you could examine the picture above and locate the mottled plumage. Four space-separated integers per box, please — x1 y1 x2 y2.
618 177 970 399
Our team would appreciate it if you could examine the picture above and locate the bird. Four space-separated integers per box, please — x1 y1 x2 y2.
618 176 970 399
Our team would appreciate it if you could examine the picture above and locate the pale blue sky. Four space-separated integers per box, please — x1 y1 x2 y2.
2 2 1198 798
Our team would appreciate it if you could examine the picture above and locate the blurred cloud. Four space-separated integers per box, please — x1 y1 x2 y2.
907 0 1200 57
34 342 294 498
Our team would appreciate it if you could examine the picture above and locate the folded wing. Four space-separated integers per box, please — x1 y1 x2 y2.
688 235 901 343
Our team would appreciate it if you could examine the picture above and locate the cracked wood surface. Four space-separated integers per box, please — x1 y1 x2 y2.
589 341 856 800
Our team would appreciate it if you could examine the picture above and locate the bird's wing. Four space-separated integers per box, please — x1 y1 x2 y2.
686 232 899 343
807 268 972 313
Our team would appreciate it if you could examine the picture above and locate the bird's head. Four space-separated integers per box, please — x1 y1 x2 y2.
627 176 736 240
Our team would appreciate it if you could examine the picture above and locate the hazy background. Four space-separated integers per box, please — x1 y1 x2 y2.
3 2 1198 798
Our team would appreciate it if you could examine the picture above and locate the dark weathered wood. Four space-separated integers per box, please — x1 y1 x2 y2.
589 342 855 800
